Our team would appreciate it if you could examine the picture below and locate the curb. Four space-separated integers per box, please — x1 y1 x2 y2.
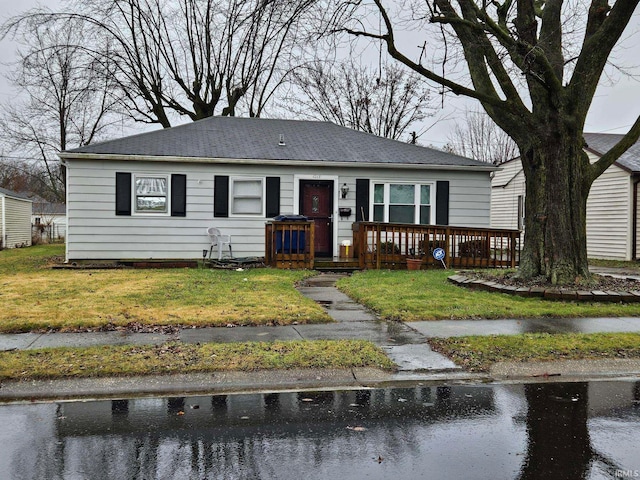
0 368 380 403
3 361 640 403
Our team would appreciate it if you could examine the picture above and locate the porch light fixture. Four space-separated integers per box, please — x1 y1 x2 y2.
340 183 349 199
278 134 286 146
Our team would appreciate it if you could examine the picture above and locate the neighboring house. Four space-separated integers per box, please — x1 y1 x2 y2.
59 117 497 263
0 187 33 249
491 133 640 260
31 198 67 241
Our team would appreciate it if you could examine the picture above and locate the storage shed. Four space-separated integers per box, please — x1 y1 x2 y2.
0 187 33 249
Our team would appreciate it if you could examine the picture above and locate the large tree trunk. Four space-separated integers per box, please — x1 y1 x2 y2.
518 132 593 284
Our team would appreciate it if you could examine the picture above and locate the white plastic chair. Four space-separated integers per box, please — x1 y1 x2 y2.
207 227 232 260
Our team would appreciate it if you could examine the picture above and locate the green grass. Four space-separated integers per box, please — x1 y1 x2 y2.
337 270 640 321
0 244 65 274
0 245 329 332
589 258 640 272
0 340 396 380
428 332 640 371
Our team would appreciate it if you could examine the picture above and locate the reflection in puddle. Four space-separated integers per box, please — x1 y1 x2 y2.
0 381 639 479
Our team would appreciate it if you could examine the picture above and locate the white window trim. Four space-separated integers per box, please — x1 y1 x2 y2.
132 173 170 216
229 176 265 217
371 182 436 224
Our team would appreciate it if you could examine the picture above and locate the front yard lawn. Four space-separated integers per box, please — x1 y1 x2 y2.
0 340 395 381
0 245 329 332
337 270 640 321
428 332 640 371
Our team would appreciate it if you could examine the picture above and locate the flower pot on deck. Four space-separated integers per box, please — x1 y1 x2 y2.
406 258 422 270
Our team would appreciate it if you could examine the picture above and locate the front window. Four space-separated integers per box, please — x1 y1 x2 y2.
135 175 168 213
372 183 434 224
231 178 263 215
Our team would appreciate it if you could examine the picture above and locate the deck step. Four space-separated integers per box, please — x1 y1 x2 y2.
313 258 360 272
315 267 360 273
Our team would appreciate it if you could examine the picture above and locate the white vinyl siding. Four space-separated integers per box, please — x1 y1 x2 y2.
585 153 631 260
491 159 525 234
636 185 640 259
1 195 32 249
65 159 492 261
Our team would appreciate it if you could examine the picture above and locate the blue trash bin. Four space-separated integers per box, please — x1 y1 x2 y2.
274 215 308 254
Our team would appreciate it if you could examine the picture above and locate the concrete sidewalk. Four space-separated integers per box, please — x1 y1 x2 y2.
2 272 640 401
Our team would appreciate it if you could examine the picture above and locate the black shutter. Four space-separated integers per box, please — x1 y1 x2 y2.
214 175 229 217
171 174 187 217
265 177 280 218
115 172 131 216
436 180 450 225
355 179 370 221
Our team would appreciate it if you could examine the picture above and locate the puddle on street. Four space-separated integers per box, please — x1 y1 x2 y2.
0 380 639 479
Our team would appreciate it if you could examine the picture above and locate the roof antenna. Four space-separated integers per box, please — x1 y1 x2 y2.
278 134 286 146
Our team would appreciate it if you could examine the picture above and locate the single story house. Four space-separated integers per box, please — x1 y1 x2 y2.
59 117 497 263
491 132 640 260
32 198 67 242
0 187 33 249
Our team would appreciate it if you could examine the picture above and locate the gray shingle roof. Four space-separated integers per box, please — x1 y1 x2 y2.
0 187 32 201
584 132 640 172
65 117 490 168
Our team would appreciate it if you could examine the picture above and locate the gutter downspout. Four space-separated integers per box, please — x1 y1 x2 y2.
633 176 640 261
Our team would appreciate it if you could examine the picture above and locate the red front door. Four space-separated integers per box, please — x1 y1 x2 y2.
300 181 333 257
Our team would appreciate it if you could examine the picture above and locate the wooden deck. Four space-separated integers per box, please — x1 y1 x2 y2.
265 221 520 270
352 222 520 270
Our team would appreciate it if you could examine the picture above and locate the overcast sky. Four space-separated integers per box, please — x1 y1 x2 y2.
1 0 638 149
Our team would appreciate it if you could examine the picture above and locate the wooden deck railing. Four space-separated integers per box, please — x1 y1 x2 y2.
352 222 520 270
265 221 315 269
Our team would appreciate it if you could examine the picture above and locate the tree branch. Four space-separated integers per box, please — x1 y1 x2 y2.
346 0 514 110
568 0 640 120
590 115 640 180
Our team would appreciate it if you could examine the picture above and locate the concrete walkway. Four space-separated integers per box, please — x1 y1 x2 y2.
3 272 640 400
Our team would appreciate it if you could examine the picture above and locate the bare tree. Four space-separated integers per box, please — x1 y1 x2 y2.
0 17 124 202
331 0 640 284
289 60 434 141
446 110 519 164
4 0 317 128
0 157 38 194
0 156 64 202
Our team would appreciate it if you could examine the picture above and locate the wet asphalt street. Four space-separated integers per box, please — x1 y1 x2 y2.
1 380 639 479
